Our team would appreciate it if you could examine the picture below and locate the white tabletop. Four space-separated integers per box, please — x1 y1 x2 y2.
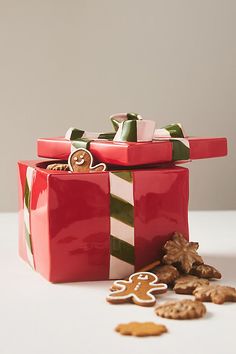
0 211 236 354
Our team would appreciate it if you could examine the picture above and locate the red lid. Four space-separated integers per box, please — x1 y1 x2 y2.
37 136 227 166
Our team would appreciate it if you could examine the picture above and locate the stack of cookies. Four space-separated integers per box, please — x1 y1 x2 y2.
106 233 236 337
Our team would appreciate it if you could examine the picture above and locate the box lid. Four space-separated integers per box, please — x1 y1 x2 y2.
37 136 227 166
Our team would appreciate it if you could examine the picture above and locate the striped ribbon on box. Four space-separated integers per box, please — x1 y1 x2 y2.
65 112 190 161
109 171 135 279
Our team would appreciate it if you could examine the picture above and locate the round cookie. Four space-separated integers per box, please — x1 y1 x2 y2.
155 299 206 319
46 163 69 171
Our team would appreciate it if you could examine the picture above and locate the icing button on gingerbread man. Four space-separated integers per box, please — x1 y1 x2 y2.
68 148 106 173
107 272 168 307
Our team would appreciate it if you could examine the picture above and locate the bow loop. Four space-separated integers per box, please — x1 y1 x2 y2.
110 113 155 142
65 113 190 161
110 112 141 132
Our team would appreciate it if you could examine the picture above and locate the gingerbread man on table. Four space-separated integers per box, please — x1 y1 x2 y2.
107 272 167 307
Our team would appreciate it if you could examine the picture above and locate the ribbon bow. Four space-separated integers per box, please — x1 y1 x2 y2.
65 113 190 162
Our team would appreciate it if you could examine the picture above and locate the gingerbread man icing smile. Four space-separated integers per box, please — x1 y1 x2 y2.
68 148 106 173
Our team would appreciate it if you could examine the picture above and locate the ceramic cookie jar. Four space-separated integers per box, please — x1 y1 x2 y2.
18 113 227 282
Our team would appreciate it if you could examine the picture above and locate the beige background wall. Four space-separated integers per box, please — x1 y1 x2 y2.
0 0 235 211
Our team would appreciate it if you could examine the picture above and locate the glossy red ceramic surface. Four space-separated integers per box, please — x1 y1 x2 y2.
134 167 189 270
37 136 227 166
18 160 189 282
18 162 28 263
48 171 110 282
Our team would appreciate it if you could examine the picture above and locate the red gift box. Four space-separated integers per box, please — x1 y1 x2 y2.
18 160 189 283
37 136 227 166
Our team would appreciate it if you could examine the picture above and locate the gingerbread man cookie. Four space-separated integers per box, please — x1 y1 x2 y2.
106 272 167 307
68 148 106 173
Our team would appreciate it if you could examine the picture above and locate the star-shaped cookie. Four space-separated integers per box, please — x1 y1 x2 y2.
173 275 209 294
115 322 167 337
190 264 221 279
193 285 236 304
162 233 203 273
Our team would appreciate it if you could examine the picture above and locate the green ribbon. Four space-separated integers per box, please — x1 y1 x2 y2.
65 113 190 161
110 235 135 265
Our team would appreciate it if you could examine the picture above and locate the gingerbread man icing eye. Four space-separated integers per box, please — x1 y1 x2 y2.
138 274 149 280
131 272 156 281
132 272 157 283
68 148 106 173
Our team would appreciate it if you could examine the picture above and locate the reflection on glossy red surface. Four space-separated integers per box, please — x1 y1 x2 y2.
18 160 189 282
48 172 110 282
134 167 189 270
